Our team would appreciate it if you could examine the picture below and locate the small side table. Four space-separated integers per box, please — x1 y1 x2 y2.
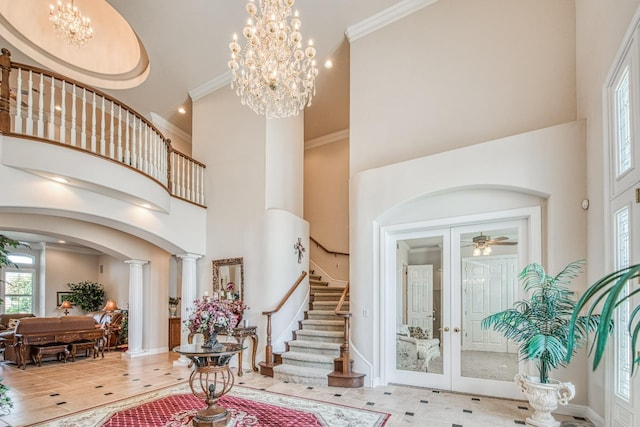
218 326 258 377
174 343 243 427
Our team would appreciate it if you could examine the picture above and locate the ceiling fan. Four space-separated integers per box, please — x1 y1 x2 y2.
463 232 518 256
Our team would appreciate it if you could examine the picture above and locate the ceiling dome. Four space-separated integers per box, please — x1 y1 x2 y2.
0 0 149 89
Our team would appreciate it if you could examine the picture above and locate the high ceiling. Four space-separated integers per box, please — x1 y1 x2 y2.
0 0 407 138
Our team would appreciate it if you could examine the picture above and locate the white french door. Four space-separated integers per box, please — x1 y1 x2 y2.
383 209 539 399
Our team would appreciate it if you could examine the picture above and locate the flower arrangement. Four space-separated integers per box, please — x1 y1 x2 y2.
184 297 240 336
168 296 181 306
225 281 235 291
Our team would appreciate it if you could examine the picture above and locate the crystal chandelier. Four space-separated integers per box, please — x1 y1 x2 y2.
228 0 319 119
49 0 93 47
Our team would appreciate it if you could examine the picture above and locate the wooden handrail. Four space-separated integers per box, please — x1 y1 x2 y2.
310 236 349 257
260 271 308 373
262 271 308 316
10 60 170 147
0 49 207 207
334 282 350 316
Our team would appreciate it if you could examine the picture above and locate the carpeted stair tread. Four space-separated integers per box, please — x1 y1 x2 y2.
296 329 344 338
273 363 332 385
281 351 335 364
288 339 341 351
313 301 349 310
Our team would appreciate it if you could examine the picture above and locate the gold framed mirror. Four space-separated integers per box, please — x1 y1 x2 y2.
212 257 244 302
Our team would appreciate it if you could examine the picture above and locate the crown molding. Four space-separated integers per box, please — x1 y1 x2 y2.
345 0 440 42
305 128 349 150
189 71 232 102
149 112 192 143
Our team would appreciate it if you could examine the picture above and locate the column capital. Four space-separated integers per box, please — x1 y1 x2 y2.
176 253 203 261
125 259 149 266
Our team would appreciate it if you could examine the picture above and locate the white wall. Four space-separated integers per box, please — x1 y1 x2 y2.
576 0 640 418
44 248 99 316
350 0 576 175
98 254 130 310
192 87 310 365
350 122 587 399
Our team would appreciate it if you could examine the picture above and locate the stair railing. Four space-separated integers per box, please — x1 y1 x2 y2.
260 271 308 373
334 283 352 375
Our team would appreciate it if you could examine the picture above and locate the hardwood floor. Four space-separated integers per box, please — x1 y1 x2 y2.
0 350 589 426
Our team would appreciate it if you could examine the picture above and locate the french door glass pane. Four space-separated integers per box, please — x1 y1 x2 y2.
396 236 443 374
459 228 519 381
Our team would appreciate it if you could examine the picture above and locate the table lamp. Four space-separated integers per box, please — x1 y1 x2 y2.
103 299 119 312
59 300 72 315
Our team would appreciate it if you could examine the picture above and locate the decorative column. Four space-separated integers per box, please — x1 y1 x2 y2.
175 253 201 366
124 259 148 358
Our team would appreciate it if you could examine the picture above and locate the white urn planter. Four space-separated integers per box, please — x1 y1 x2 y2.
514 374 575 427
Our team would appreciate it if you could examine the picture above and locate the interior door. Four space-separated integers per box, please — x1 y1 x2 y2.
386 215 531 399
406 265 434 331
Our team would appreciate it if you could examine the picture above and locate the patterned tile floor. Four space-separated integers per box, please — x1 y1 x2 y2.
0 351 592 426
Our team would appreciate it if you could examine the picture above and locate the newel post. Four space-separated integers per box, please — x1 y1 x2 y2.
0 48 11 134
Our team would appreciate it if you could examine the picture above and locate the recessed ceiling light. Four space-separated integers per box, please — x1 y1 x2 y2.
52 176 69 184
178 107 186 114
324 60 333 69
58 240 66 244
54 105 62 111
141 203 152 209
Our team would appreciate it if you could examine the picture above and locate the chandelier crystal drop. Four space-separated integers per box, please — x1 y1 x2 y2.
228 0 319 119
49 0 93 47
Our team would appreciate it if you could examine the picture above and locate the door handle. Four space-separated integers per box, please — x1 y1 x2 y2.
441 327 450 332
453 327 461 333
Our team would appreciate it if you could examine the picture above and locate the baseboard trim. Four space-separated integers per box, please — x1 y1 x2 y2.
585 407 605 427
556 403 603 426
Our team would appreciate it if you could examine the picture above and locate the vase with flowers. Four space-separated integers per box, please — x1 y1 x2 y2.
184 297 241 350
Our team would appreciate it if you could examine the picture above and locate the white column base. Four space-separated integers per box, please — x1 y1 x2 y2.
173 355 191 366
122 349 148 359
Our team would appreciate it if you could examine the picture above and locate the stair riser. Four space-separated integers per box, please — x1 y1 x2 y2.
301 324 344 332
311 295 343 301
312 303 350 310
294 333 344 344
281 358 334 370
307 313 341 321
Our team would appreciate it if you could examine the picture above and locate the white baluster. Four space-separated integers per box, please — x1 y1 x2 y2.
130 115 136 167
81 88 87 149
60 81 66 143
170 152 175 193
37 73 44 138
70 84 77 146
91 91 97 153
181 155 186 198
125 110 130 165
99 95 105 156
26 70 33 136
109 101 115 158
143 125 149 174
48 77 55 139
117 105 123 161
15 69 22 133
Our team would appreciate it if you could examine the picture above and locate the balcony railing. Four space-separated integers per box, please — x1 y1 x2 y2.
0 48 205 207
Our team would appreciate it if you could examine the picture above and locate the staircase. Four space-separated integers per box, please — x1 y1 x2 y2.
270 274 356 386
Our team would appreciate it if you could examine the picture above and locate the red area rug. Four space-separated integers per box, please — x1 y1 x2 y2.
29 382 390 427
103 393 323 427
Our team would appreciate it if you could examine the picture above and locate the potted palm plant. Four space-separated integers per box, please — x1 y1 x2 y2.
566 264 640 371
481 260 602 427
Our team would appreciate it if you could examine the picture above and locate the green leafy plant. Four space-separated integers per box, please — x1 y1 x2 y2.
481 260 603 384
566 264 640 372
67 280 106 312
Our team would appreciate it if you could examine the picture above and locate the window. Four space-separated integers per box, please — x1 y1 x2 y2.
615 68 632 178
1 253 35 314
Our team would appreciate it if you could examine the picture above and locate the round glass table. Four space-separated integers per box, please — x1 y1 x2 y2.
174 342 244 427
